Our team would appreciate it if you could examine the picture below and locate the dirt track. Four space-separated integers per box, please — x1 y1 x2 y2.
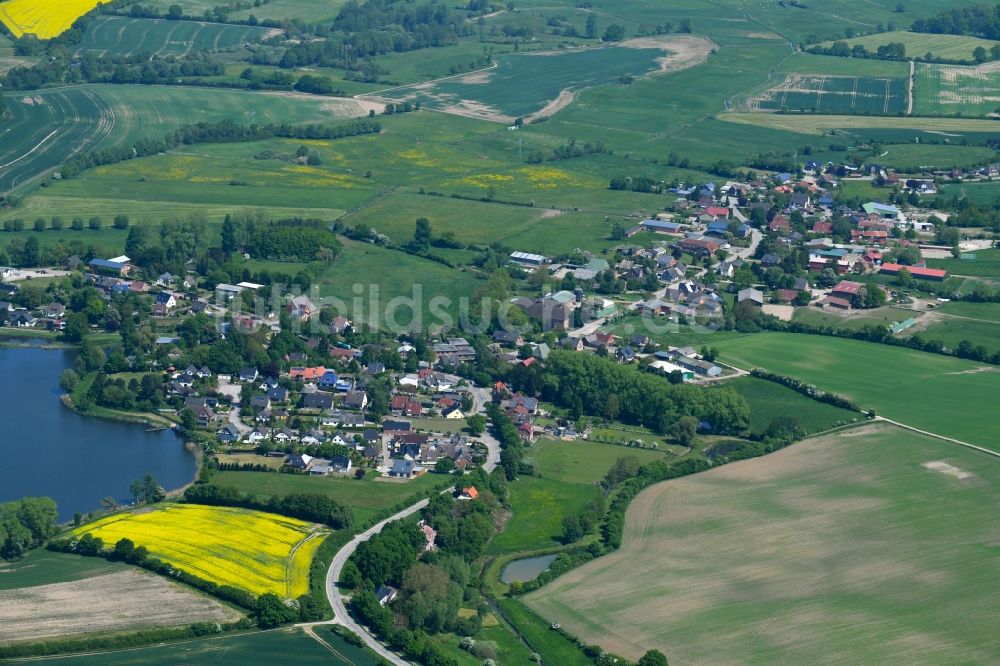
0 570 240 645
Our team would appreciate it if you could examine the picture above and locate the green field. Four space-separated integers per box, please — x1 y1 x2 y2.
374 37 707 122
78 17 275 58
791 305 915 330
725 375 859 435
915 62 1000 117
527 423 1000 663
487 475 601 555
0 549 127 591
751 74 907 114
489 437 668 555
211 470 446 525
141 0 345 23
902 311 1000 357
927 248 1000 279
528 437 666 486
820 31 1000 63
0 85 371 195
936 300 1000 322
714 333 1000 451
5 628 371 665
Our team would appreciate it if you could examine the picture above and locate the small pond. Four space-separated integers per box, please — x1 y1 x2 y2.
501 554 557 584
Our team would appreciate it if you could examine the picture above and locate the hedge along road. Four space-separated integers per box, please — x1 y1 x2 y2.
0 87 116 194
315 429 500 664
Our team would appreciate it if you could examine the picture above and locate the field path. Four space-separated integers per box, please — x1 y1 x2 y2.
875 416 1000 459
907 60 915 115
285 528 329 599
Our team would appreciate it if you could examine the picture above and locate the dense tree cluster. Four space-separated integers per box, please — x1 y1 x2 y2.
0 497 59 560
505 351 751 435
184 483 354 529
912 4 1000 39
265 0 472 71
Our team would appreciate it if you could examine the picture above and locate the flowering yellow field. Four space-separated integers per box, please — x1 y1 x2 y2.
72 504 326 599
0 0 108 39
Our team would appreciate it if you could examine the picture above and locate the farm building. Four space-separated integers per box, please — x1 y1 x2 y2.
640 219 684 234
830 280 864 301
879 263 948 281
510 251 548 268
862 202 905 222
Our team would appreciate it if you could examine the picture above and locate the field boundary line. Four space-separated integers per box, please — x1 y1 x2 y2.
875 417 1000 459
357 62 499 98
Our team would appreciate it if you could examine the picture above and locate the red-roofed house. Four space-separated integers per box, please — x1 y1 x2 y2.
290 366 325 381
821 296 852 310
705 206 729 219
879 263 948 281
461 486 479 500
769 215 790 233
831 280 864 300
812 221 832 234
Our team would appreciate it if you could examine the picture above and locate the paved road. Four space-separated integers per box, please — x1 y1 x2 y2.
319 387 500 664
470 386 501 470
324 499 430 665
217 376 251 435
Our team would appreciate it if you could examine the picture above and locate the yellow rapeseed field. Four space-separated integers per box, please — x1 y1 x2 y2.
71 504 326 599
0 0 108 39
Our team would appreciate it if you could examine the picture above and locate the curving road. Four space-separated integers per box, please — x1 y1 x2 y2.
323 499 430 666
318 403 500 664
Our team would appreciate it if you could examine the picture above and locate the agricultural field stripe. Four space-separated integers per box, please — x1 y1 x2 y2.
0 129 58 170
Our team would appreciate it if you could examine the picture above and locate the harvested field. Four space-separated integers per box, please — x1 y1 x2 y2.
0 569 239 645
749 73 907 114
915 61 1000 117
720 111 1000 135
527 424 1000 664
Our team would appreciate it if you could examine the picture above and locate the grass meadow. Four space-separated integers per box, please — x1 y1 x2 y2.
820 31 1000 62
527 423 1000 663
490 438 669 556
714 332 1000 451
724 375 859 435
211 470 447 526
926 248 1000 279
0 549 126 591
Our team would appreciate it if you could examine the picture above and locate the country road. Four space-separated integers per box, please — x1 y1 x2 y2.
316 395 500 664
322 499 430 666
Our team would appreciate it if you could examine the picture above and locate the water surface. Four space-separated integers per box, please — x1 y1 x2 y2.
0 345 196 521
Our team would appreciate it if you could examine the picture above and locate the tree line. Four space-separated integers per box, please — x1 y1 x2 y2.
184 482 354 529
912 4 1000 39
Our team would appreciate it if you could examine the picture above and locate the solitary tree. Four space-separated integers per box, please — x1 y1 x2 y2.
672 415 698 446
639 649 669 666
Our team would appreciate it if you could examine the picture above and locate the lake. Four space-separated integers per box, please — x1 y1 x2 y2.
0 344 197 521
501 554 557 584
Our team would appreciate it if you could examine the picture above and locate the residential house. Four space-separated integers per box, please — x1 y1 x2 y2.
286 295 318 321
217 425 242 444
388 459 422 478
344 390 368 411
301 392 334 410
737 288 764 306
